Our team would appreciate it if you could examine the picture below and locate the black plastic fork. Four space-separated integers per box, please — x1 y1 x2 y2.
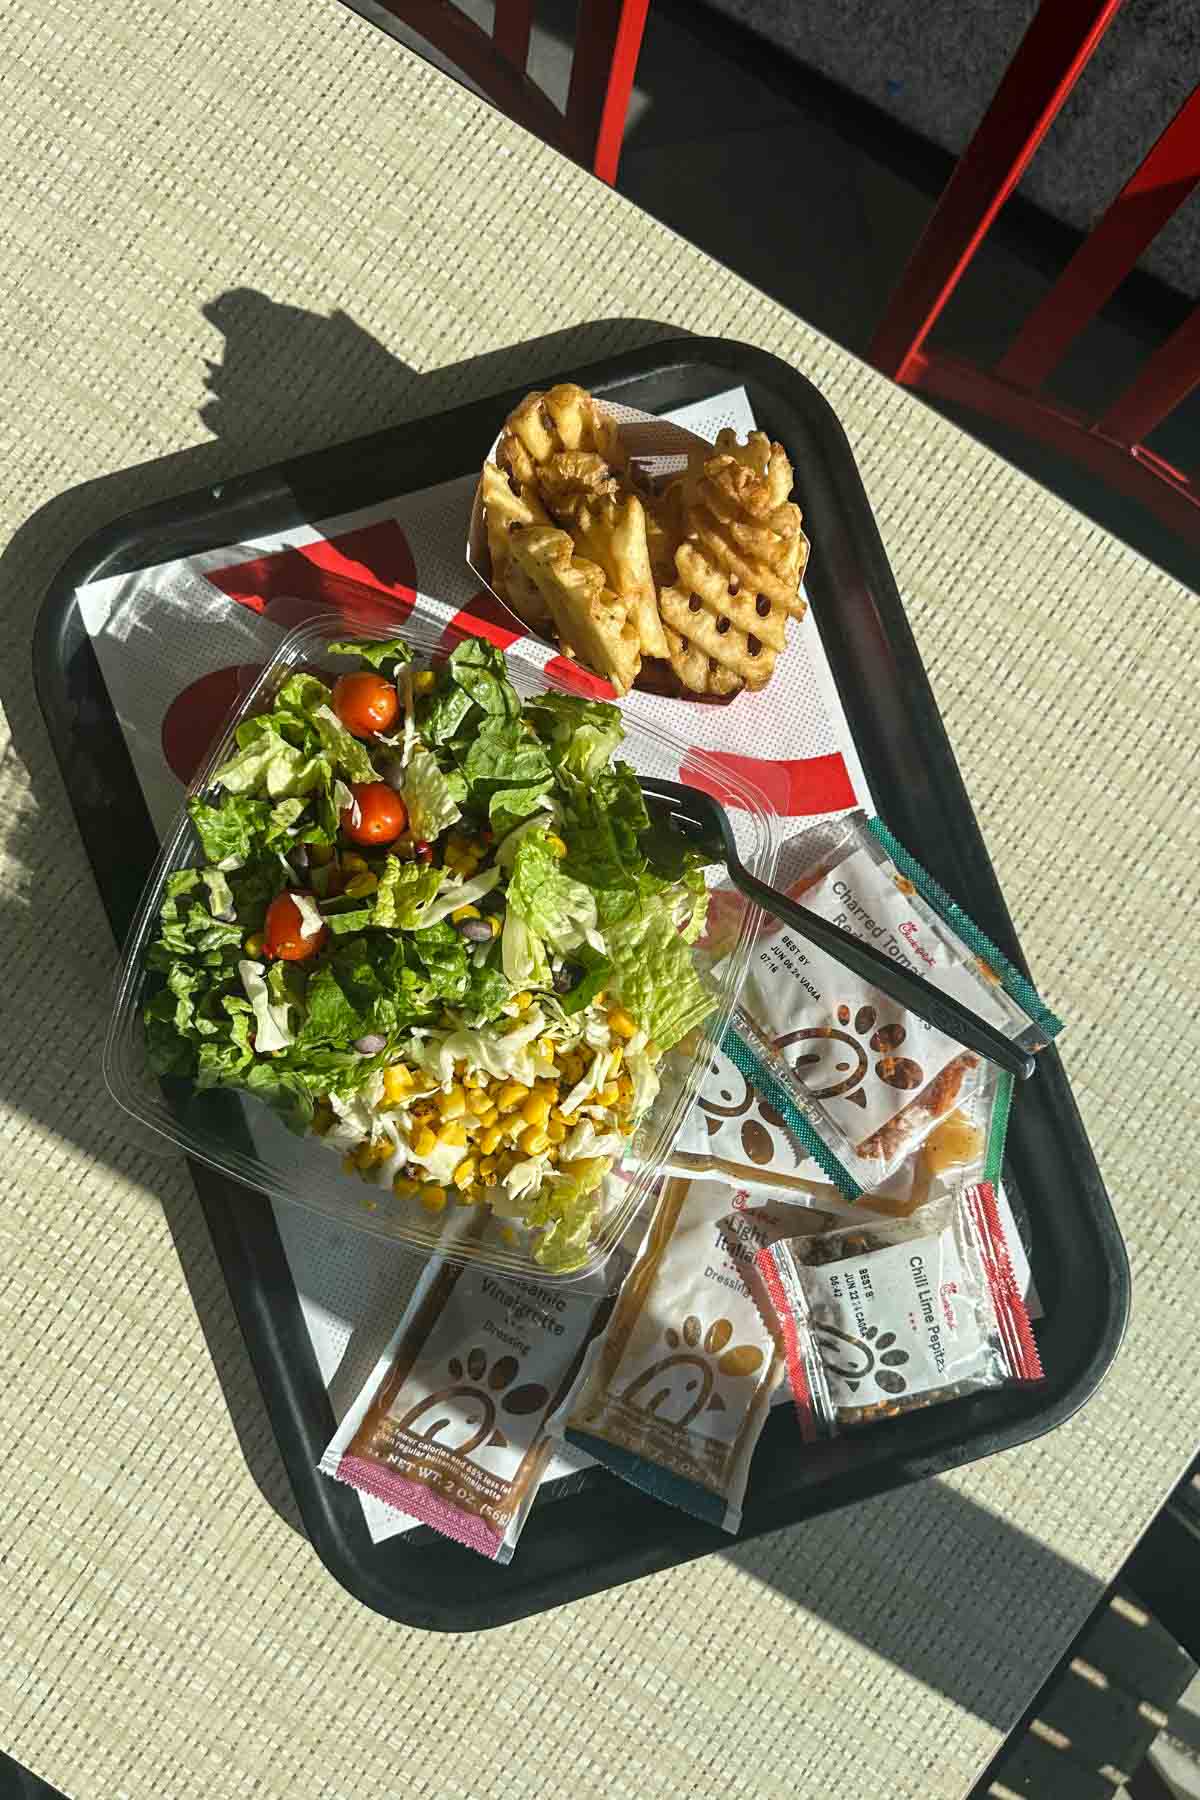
638 776 1036 1081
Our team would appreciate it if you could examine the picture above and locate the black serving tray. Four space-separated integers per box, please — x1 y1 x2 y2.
34 337 1129 1631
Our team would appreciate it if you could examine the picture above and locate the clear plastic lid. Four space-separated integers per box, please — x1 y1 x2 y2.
104 614 780 1281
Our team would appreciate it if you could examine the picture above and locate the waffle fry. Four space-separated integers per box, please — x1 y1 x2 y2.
479 461 553 619
678 432 809 617
508 525 642 695
659 579 775 693
563 492 670 660
498 384 624 489
537 450 620 514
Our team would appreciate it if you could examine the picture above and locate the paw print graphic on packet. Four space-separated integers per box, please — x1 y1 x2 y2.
320 1215 628 1563
756 1182 1043 1442
721 812 1061 1193
553 1177 838 1534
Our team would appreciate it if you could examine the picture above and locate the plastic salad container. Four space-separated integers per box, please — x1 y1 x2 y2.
103 613 779 1282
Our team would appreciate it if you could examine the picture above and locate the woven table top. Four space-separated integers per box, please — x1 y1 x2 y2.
0 3 1196 1797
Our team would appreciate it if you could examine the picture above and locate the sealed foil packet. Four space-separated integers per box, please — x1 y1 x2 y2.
756 1182 1043 1440
555 1176 836 1533
320 1220 623 1562
715 813 1061 1195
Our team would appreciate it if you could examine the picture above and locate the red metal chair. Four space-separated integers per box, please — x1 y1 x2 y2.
868 0 1200 543
365 0 650 185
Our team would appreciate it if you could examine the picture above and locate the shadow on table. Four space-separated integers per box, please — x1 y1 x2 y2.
0 290 682 1541
0 288 1102 1731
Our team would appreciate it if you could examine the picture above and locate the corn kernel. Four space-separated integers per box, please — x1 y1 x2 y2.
478 1125 504 1155
463 1183 485 1203
607 1007 637 1040
341 1153 358 1175
520 1092 551 1128
411 1101 437 1126
439 1120 468 1148
486 915 501 938
536 1035 558 1058
412 1126 438 1158
382 1065 412 1102
344 871 378 898
437 1087 467 1120
466 1088 492 1117
617 1074 635 1102
560 1052 585 1084
495 1080 529 1111
512 992 533 1012
546 832 568 858
413 669 436 694
451 903 482 924
477 1103 499 1128
546 1120 567 1145
598 1081 621 1107
392 1175 420 1198
452 1156 477 1188
353 1140 375 1171
420 1185 447 1212
595 991 607 1007
519 1124 550 1156
607 1045 623 1071
341 852 369 873
479 1157 498 1181
243 931 265 957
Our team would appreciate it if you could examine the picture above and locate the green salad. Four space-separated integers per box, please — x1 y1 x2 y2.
144 636 715 1268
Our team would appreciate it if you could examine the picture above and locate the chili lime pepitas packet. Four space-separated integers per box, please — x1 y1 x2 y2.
722 813 1061 1196
756 1182 1042 1441
555 1177 836 1533
320 1221 623 1562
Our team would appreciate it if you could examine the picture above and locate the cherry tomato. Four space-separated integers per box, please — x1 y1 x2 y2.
332 671 399 738
264 891 328 961
341 781 407 846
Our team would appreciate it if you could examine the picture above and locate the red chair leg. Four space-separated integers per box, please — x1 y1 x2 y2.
565 0 650 184
869 0 1124 383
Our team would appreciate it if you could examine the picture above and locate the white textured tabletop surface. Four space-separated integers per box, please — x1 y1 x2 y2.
1 4 1197 1797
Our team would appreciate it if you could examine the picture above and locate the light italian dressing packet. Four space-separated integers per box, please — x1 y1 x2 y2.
320 1219 624 1563
555 1177 837 1533
726 813 1059 1192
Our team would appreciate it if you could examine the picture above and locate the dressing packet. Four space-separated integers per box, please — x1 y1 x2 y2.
756 1182 1042 1441
320 1220 623 1562
556 1176 837 1533
723 812 1060 1193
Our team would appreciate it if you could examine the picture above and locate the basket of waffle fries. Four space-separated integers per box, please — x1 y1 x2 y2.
468 383 810 700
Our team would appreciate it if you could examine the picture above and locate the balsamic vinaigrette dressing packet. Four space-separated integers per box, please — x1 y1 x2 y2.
756 1182 1043 1442
690 813 1062 1200
552 1177 837 1534
320 1216 628 1563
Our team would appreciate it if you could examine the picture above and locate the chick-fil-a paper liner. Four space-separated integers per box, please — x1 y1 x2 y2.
75 385 872 1542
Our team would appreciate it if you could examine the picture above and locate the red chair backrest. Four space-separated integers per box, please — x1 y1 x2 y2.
368 0 649 184
868 0 1200 538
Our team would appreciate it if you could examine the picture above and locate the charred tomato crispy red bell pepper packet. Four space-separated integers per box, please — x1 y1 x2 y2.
695 811 1061 1201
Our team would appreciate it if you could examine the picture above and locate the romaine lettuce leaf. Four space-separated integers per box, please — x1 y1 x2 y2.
524 1158 610 1271
604 894 716 1052
329 637 412 674
560 762 651 927
526 691 623 780
373 855 445 929
402 748 463 842
187 793 271 867
460 719 551 799
501 910 551 990
311 705 378 784
211 724 328 800
506 826 597 952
